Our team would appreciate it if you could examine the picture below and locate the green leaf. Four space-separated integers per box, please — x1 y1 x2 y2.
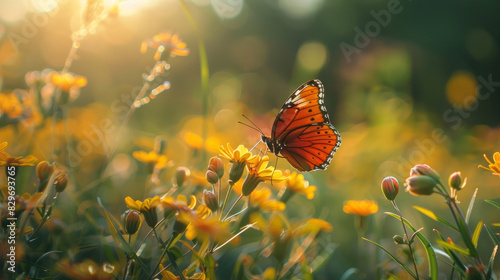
434 230 466 277
363 238 417 279
204 253 216 280
97 197 149 275
413 206 458 231
472 221 483 248
466 188 478 225
436 240 470 256
301 257 313 280
179 240 206 265
486 245 498 280
454 208 480 259
484 224 500 246
485 200 500 210
385 212 439 280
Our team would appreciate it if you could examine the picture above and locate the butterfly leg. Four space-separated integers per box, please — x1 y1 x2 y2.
270 156 279 186
248 139 262 152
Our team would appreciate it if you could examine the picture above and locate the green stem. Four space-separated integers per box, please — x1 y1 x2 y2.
220 181 234 220
392 201 419 280
223 194 243 221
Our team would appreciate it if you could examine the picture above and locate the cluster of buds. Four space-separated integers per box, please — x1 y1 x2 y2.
404 164 441 196
206 157 224 185
381 165 467 200
36 161 69 193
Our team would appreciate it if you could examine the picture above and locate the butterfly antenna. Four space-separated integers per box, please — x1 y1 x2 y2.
237 121 263 134
241 114 265 135
271 155 279 186
249 139 262 152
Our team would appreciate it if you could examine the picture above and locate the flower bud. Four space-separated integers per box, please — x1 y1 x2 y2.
173 217 187 235
404 176 437 196
393 235 405 245
203 190 218 212
36 161 55 192
206 170 219 185
36 161 54 181
229 162 245 183
381 176 399 201
241 174 263 196
410 164 441 184
54 171 69 193
466 265 484 280
124 210 141 235
175 167 190 187
449 171 465 190
208 157 224 178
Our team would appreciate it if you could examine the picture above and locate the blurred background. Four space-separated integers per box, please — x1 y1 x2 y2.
1 0 499 278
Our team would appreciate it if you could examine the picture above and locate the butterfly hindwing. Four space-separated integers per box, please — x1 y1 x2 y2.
272 79 330 141
280 123 341 171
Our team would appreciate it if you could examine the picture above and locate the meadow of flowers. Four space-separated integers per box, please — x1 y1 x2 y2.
0 0 499 279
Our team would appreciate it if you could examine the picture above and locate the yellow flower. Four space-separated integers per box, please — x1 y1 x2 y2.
0 92 23 119
183 131 203 150
219 143 259 164
132 150 174 170
248 188 285 213
241 156 287 196
183 214 230 241
161 194 197 212
0 142 38 166
479 152 500 177
294 218 333 236
280 171 316 200
219 143 260 182
141 32 189 60
49 71 87 92
343 200 379 217
159 265 205 280
125 196 160 228
58 259 115 280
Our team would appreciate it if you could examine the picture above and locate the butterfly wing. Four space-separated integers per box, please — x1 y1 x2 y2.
271 79 341 171
280 123 341 171
271 79 330 141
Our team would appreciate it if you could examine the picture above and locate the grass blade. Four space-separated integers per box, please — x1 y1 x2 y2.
436 240 470 256
486 245 498 280
434 230 466 276
386 212 439 280
363 238 417 279
472 221 483 248
465 188 478 224
484 224 500 246
485 200 500 210
413 206 458 232
97 197 150 274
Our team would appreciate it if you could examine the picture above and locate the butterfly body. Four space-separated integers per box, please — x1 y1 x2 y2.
262 79 341 172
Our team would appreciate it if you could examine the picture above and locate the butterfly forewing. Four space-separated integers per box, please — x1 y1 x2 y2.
271 79 330 140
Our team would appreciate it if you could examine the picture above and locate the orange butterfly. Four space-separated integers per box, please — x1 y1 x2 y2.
260 79 341 172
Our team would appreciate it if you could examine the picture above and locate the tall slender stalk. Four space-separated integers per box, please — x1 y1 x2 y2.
392 201 419 280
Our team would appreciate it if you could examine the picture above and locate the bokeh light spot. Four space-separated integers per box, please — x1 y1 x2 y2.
466 29 496 61
211 0 243 19
278 0 323 19
0 0 27 23
297 41 327 71
446 71 478 105
29 0 59 13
